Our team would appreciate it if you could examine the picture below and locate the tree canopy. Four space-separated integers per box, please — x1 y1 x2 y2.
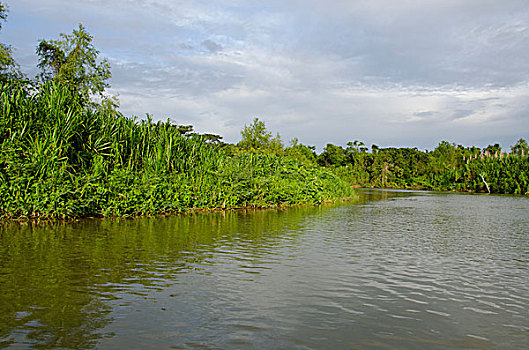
36 24 111 103
0 2 19 80
238 117 283 153
511 138 528 156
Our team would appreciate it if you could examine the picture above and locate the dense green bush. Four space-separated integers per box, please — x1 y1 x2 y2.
320 140 528 194
0 80 355 221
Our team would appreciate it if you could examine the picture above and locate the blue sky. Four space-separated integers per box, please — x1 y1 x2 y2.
2 0 529 150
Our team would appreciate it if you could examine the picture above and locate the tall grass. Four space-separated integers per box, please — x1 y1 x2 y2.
0 80 355 221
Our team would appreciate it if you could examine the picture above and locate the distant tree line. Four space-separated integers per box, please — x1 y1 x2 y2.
315 139 528 194
236 118 528 195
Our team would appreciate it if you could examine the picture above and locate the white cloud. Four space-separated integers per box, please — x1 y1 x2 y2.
4 0 529 149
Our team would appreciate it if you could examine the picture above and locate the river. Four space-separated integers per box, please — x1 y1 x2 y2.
0 189 528 349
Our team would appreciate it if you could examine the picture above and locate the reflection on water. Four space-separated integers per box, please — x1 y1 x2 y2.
0 191 528 349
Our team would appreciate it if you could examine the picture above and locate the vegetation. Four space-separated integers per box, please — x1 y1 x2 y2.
0 3 19 80
317 140 529 195
0 79 354 221
36 23 112 104
238 117 284 154
0 1 526 222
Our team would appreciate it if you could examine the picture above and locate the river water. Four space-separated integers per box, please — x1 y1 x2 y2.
0 190 528 349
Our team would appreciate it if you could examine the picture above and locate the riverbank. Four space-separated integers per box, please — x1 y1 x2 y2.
0 168 356 222
2 80 526 224
0 80 355 222
0 168 356 223
351 183 529 194
328 145 529 195
0 147 356 222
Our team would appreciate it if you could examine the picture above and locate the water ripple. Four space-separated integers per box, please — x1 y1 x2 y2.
1 190 528 349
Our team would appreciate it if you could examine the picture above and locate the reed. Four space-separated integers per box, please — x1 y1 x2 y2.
0 80 355 221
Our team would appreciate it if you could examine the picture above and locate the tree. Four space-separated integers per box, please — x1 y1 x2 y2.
511 138 528 156
176 125 194 135
36 24 111 103
484 143 502 157
238 117 283 153
346 140 368 166
0 2 5 24
432 141 460 169
0 2 20 80
346 140 368 153
317 143 347 167
285 137 317 164
238 117 271 149
202 133 223 144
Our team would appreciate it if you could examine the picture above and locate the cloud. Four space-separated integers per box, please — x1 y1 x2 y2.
4 0 529 149
201 40 222 53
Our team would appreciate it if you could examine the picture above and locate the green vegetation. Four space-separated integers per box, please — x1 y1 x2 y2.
0 2 526 222
36 23 112 106
318 140 529 195
238 117 284 154
0 3 19 80
0 5 354 221
0 79 353 220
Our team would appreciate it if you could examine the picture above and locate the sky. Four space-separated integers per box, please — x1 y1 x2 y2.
2 0 529 150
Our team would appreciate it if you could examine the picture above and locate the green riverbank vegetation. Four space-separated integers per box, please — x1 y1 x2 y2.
0 7 353 221
0 80 354 220
0 5 527 221
318 140 529 195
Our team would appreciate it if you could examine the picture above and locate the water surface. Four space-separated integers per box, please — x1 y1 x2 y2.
1 190 528 349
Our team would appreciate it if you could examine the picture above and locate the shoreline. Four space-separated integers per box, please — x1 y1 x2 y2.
0 196 357 225
4 182 528 225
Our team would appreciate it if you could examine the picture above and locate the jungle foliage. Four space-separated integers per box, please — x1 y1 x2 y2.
318 140 529 195
0 9 354 220
0 3 526 221
0 79 354 220
0 3 20 80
